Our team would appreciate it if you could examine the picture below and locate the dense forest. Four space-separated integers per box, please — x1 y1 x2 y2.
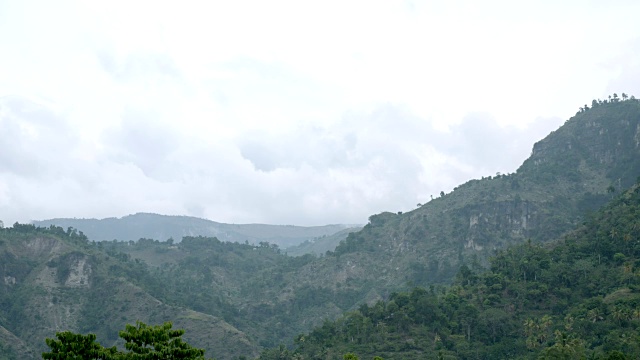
260 184 640 359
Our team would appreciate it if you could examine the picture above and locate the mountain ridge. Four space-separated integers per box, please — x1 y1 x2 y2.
32 212 360 250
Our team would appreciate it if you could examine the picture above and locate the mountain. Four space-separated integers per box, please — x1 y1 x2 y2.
3 96 640 359
32 213 357 249
315 97 640 286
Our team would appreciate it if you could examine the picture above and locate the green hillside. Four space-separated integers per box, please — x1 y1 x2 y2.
0 226 258 359
319 97 640 287
264 183 640 359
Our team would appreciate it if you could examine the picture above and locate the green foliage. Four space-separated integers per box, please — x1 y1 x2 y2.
42 332 116 360
42 322 206 360
119 322 206 359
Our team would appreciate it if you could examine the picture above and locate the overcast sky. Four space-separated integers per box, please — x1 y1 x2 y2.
1 1 639 226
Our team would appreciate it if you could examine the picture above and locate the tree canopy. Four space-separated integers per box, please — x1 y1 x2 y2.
42 322 207 360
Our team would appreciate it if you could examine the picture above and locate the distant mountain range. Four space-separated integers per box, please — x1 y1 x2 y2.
32 213 360 249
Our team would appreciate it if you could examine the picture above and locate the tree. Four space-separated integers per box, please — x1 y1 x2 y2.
539 330 585 359
42 322 207 360
42 332 117 360
119 322 206 359
524 315 552 349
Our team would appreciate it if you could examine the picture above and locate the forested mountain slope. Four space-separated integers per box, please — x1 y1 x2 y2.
0 226 258 359
263 183 640 359
314 97 640 286
33 213 355 249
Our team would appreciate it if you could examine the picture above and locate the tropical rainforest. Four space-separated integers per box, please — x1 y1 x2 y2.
1 95 640 359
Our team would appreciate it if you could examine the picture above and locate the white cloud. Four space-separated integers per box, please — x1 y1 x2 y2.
0 1 637 226
0 97 561 225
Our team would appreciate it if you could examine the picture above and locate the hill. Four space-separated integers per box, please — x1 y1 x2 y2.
32 213 356 249
0 225 258 359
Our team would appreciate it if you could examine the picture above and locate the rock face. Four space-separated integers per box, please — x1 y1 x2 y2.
62 255 91 287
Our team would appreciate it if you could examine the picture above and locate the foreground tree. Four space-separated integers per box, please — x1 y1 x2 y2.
119 322 206 359
42 322 207 360
42 332 117 360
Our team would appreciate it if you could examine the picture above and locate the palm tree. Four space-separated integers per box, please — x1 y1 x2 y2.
540 331 585 360
612 305 629 325
587 308 604 323
610 228 618 240
623 233 632 255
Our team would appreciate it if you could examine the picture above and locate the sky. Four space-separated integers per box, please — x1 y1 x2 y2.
1 0 639 226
